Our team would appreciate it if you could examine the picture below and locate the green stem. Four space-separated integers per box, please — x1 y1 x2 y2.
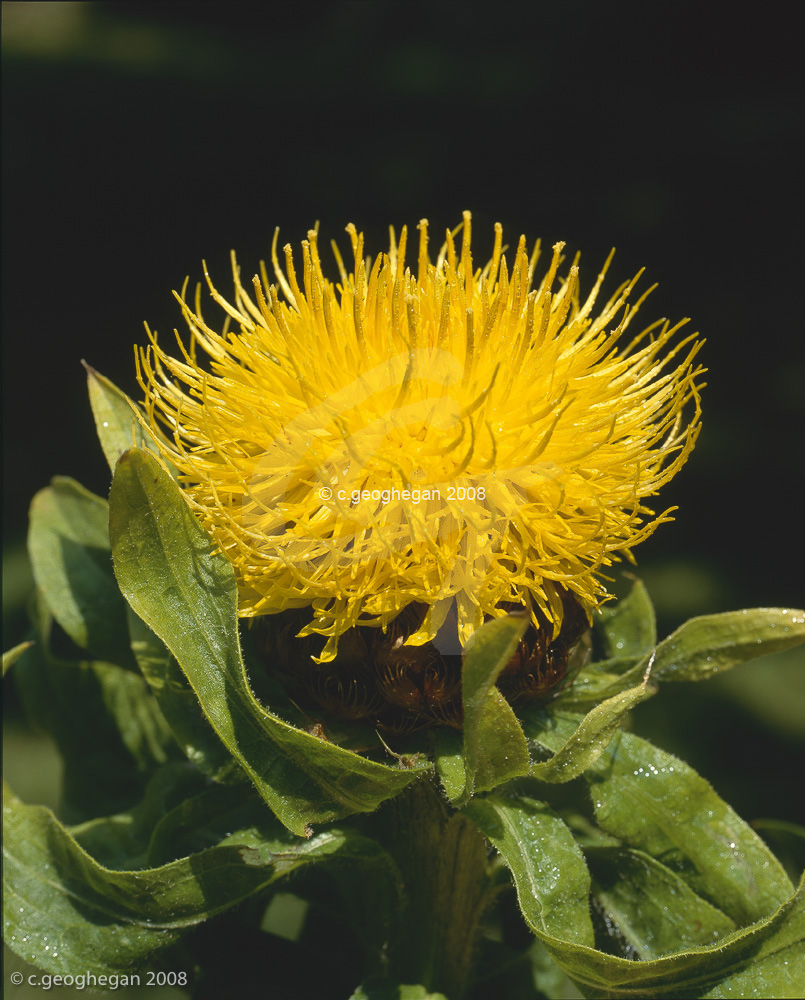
374 777 493 998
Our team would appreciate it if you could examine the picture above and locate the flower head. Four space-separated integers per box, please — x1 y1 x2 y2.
137 213 703 662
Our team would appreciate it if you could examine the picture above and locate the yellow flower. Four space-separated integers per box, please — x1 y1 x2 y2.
137 213 703 662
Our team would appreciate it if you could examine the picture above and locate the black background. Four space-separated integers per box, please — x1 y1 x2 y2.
3 2 804 823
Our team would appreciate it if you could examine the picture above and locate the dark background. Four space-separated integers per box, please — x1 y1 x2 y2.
3 3 804 825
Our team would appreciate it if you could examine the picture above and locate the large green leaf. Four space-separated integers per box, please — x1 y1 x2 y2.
586 846 736 959
28 478 137 670
109 448 429 837
571 880 802 999
700 884 805 998
465 788 804 997
585 728 793 927
463 792 595 948
535 714 793 927
453 615 531 804
650 608 805 683
2 780 386 978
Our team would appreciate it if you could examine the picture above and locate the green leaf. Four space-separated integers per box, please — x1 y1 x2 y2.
527 939 584 1000
463 792 595 948
560 878 803 999
349 982 449 1000
14 609 176 821
554 579 657 710
561 603 805 711
468 781 805 997
126 607 238 782
431 728 465 803
650 608 805 683
487 709 803 996
455 615 531 804
2 641 33 677
700 881 805 998
84 363 168 474
109 448 429 837
144 782 268 866
28 478 137 670
566 722 793 926
525 676 655 783
2 780 382 978
595 578 656 658
553 659 646 711
67 762 210 869
587 846 736 959
473 690 531 794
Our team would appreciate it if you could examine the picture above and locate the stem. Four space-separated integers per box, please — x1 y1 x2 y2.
374 777 493 998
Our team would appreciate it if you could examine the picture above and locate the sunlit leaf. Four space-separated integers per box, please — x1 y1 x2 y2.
2 641 33 677
455 615 530 804
650 608 805 683
526 675 654 783
85 363 168 474
588 731 793 927
700 881 805 997
538 714 792 927
463 792 595 948
431 728 465 803
468 781 804 997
